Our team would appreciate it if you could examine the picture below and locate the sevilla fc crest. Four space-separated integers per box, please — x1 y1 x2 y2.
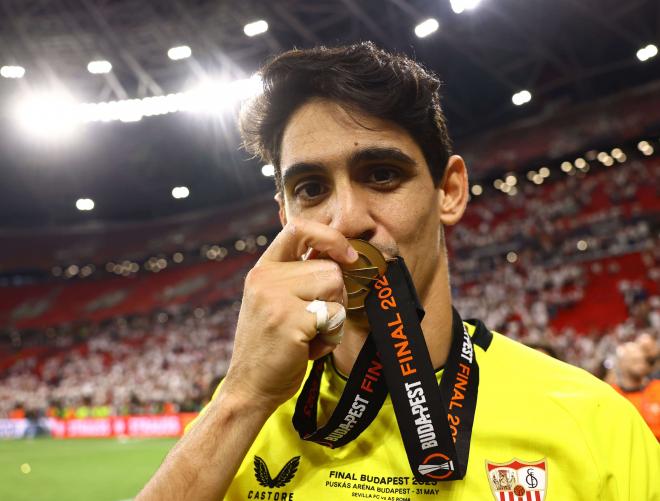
486 458 547 501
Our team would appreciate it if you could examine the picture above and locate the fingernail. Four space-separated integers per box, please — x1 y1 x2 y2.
347 246 359 261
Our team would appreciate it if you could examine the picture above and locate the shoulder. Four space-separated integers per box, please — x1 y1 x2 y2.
483 332 606 390
481 332 656 440
480 332 645 422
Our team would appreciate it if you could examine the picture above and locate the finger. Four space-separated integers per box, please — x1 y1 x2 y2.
307 301 345 360
259 218 358 265
319 302 346 345
269 260 345 303
305 300 345 344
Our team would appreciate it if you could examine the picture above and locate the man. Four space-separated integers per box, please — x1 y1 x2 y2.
612 340 660 438
637 331 660 379
138 43 659 501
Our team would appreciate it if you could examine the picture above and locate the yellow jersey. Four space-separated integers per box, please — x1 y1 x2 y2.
197 323 660 501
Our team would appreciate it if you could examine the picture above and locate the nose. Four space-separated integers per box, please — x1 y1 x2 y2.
328 182 377 241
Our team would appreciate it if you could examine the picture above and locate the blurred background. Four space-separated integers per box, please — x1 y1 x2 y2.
0 0 658 499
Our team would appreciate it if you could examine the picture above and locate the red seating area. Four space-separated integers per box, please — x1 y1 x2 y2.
0 253 257 330
552 252 657 333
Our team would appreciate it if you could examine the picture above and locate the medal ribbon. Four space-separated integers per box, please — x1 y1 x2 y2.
293 257 487 482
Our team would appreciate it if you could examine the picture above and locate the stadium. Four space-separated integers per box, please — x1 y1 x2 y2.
0 0 658 500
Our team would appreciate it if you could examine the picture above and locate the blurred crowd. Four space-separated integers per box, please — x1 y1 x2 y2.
1 305 238 419
450 158 657 279
1 157 658 438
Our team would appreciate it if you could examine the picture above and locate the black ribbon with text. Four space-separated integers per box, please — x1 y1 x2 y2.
293 257 486 482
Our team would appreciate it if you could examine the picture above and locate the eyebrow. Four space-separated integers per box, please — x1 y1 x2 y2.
348 146 416 167
281 146 417 190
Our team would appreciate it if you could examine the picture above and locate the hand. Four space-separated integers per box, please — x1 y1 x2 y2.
222 218 358 411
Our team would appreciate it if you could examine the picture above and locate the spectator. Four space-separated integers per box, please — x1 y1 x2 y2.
611 341 660 438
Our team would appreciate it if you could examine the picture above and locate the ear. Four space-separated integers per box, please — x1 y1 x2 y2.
438 155 469 226
275 191 287 227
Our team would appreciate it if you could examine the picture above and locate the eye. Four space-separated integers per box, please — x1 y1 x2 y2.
367 166 401 187
293 180 328 203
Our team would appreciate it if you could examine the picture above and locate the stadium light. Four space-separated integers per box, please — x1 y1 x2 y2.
414 18 439 38
65 265 79 278
171 186 190 199
1 65 25 79
470 184 483 196
87 60 112 74
76 198 95 211
168 45 192 61
261 164 275 177
13 90 81 140
12 75 264 136
512 90 532 106
638 140 654 156
574 157 587 169
636 44 658 62
256 235 268 246
450 0 482 14
185 74 263 114
244 20 268 37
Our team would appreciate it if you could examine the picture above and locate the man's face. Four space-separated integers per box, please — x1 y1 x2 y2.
620 344 651 379
278 98 452 299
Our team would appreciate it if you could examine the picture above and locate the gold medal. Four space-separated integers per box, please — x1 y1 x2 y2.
342 239 388 312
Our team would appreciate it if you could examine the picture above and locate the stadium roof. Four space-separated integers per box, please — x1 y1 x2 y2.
0 0 659 228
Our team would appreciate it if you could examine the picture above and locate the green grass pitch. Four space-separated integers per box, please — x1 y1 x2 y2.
0 437 176 501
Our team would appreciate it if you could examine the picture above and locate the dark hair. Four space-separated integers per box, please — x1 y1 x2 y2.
239 42 452 192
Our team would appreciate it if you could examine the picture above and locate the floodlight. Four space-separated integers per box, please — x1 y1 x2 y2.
13 90 81 140
76 198 95 211
450 0 482 14
172 186 190 199
244 20 268 37
414 18 439 38
261 164 275 177
168 45 192 61
87 60 112 74
186 75 263 114
636 44 658 62
1 65 25 78
512 90 532 106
